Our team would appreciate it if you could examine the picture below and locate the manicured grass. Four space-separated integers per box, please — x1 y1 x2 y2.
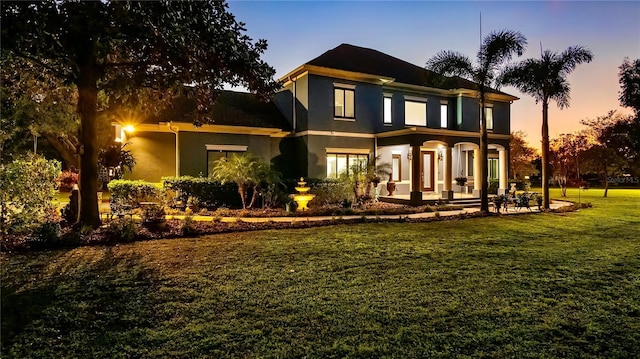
2 189 639 358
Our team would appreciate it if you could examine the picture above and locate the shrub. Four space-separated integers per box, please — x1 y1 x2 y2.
107 179 161 209
488 180 500 194
30 220 62 249
56 169 79 192
0 155 60 237
162 176 242 209
181 209 196 235
106 218 138 242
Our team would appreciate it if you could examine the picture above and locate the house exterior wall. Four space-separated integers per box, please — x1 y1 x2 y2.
303 134 374 178
179 132 274 177
125 132 176 182
306 74 380 133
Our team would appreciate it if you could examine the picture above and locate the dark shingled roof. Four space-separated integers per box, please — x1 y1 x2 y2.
145 90 291 130
306 43 509 96
208 91 290 130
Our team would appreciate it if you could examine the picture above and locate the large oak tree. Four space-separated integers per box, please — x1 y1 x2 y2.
1 1 280 227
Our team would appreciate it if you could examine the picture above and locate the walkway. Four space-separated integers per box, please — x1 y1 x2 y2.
157 200 573 223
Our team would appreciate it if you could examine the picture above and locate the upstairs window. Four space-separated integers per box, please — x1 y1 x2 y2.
383 96 392 124
484 106 494 130
405 100 426 126
335 87 355 119
440 103 448 128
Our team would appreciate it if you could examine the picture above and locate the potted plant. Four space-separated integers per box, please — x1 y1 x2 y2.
455 176 468 186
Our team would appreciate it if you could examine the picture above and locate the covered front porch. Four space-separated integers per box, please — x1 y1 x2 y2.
375 131 510 206
378 191 477 206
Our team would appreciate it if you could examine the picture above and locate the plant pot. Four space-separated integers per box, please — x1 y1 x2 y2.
386 181 396 196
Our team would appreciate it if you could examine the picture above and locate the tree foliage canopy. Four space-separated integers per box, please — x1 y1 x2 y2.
509 131 539 179
1 0 280 226
618 58 640 115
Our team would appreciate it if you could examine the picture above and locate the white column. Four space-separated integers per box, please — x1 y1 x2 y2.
499 148 508 194
441 146 453 199
473 148 481 197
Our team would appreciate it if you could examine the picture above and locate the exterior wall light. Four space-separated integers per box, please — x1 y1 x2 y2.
123 125 135 133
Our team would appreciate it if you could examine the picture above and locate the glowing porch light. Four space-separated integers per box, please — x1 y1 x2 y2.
123 125 135 133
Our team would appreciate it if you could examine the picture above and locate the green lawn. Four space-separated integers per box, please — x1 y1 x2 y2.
2 189 639 358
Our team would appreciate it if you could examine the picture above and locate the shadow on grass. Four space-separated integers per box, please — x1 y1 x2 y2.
1 248 158 358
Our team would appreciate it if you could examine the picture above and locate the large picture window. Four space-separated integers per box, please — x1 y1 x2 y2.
405 100 426 126
335 87 355 119
326 153 368 178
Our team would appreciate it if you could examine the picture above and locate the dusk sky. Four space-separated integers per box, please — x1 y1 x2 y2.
227 0 640 150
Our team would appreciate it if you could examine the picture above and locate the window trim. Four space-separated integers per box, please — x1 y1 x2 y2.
481 104 494 131
334 86 355 120
326 152 370 178
440 102 448 128
383 96 393 125
404 99 427 127
392 154 401 182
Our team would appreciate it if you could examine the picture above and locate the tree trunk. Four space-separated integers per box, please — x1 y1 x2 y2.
238 186 246 209
42 133 79 168
603 161 609 198
248 185 259 209
541 99 550 209
76 62 101 227
479 92 489 213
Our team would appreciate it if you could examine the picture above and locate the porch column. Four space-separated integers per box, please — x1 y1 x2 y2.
410 144 422 205
498 148 508 195
473 148 481 197
441 146 453 200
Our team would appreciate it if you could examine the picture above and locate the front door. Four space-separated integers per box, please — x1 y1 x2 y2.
421 150 435 191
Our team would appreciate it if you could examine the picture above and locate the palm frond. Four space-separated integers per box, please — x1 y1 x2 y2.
425 50 475 79
479 30 527 72
558 46 593 75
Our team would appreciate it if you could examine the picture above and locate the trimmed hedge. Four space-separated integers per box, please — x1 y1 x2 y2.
107 180 162 208
162 176 243 209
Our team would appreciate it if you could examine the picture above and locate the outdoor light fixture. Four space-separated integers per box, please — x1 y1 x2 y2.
123 125 135 133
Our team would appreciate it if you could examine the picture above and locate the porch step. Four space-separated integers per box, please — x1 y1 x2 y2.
448 198 482 207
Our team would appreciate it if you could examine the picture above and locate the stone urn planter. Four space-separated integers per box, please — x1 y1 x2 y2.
386 174 396 196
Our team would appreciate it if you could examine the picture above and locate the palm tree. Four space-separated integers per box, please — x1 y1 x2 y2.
426 30 527 212
500 46 593 209
211 153 269 209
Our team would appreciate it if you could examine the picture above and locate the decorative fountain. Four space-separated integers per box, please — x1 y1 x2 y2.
293 177 315 211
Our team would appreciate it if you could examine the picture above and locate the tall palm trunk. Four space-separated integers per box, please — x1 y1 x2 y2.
541 99 550 209
479 90 489 212
77 59 101 227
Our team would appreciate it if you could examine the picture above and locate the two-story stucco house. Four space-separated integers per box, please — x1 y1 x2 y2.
121 44 516 205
